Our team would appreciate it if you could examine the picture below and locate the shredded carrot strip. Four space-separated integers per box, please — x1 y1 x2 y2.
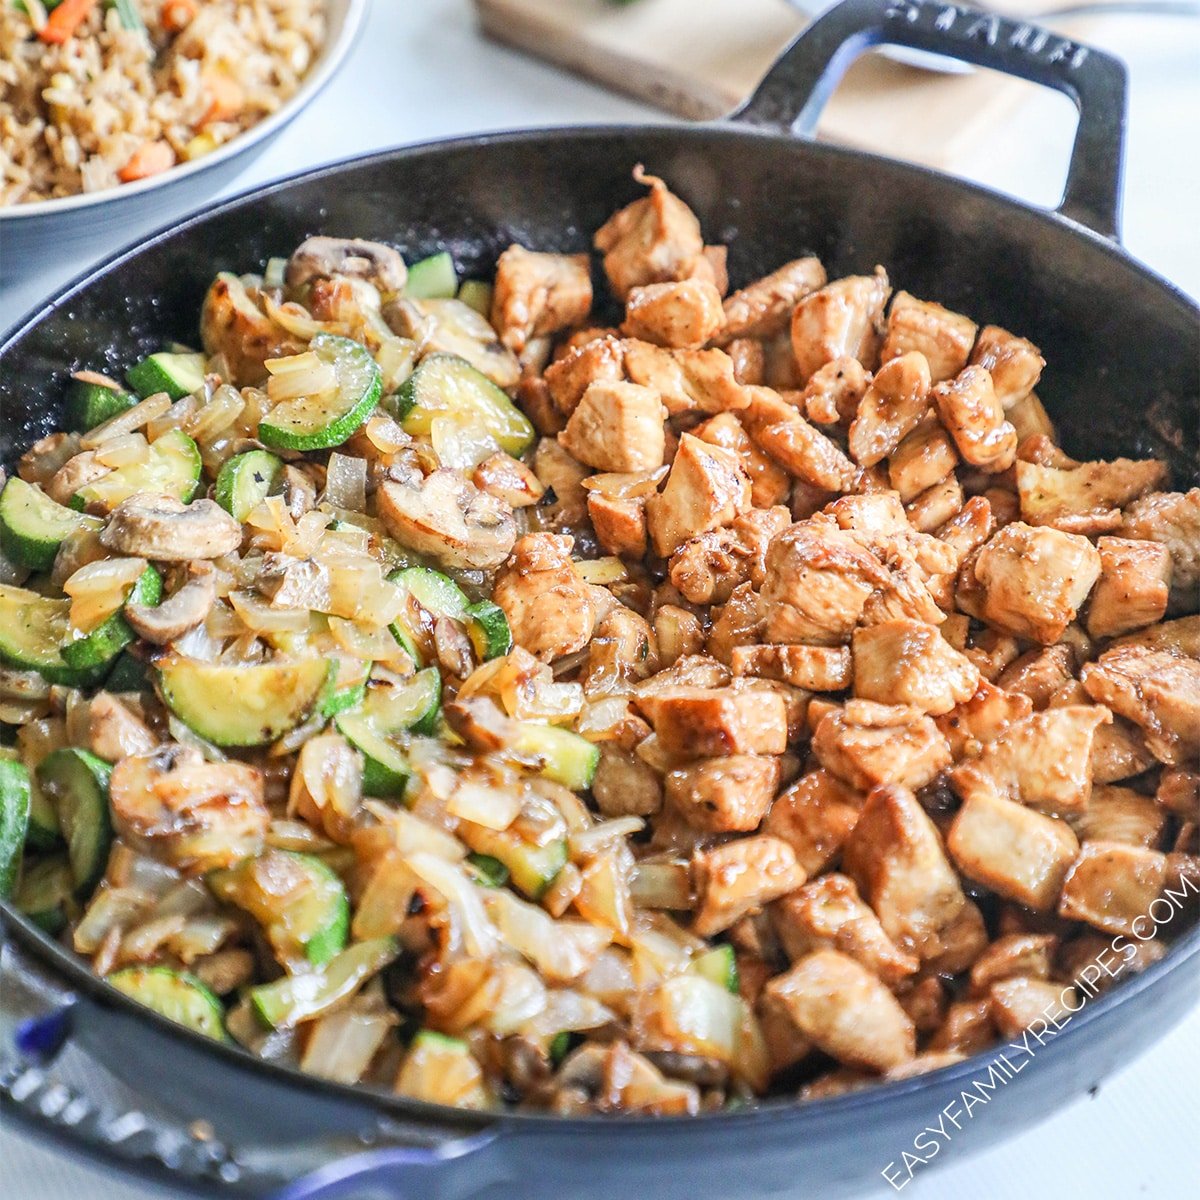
201 75 245 126
38 0 99 44
161 0 198 35
117 140 176 183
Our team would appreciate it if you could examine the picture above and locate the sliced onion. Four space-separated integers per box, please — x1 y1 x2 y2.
266 818 337 853
119 913 188 963
185 385 245 445
404 852 498 960
74 887 154 954
577 947 637 1012
486 889 612 984
576 696 636 740
352 850 418 940
81 395 172 449
92 432 150 469
483 963 548 1036
631 860 693 910
574 850 634 940
166 915 237 963
358 801 466 863
324 453 368 512
446 777 522 831
431 412 500 470
570 817 644 861
518 988 615 1041
263 294 325 340
301 1009 394 1084
579 466 667 499
229 589 312 633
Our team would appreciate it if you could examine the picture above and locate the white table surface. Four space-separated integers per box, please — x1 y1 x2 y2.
1 1 1198 1197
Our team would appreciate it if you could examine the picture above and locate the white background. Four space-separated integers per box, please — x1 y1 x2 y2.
1 1 1198 1197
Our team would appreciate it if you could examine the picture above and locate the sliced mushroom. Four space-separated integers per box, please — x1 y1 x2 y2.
125 563 217 644
101 496 242 561
285 236 407 296
282 464 318 519
376 469 516 569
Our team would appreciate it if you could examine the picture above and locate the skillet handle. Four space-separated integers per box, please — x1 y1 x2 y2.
732 0 1128 241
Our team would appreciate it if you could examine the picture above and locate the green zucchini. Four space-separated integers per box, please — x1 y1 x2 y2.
36 747 112 898
690 944 739 994
126 351 206 401
458 822 567 901
107 967 225 1040
510 722 600 791
389 566 469 620
464 600 512 661
72 428 201 512
456 280 493 317
0 758 31 898
317 658 372 719
104 650 150 694
404 252 458 300
0 477 102 571
213 449 283 522
466 852 510 889
13 854 73 934
0 585 106 687
60 564 161 673
25 773 61 851
258 334 382 452
65 378 134 432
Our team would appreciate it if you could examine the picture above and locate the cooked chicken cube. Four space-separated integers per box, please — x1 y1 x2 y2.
995 645 1076 710
968 325 1044 408
812 702 952 792
851 619 980 715
1058 841 1172 936
1080 645 1200 766
594 167 706 300
742 391 857 492
928 997 996 1055
888 416 959 502
790 269 891 383
544 334 626 415
636 685 788 756
706 582 765 665
1120 488 1200 610
905 475 964 535
668 505 789 605
881 291 977 384
724 336 765 384
800 356 869 427
533 438 590 531
653 604 707 665
1016 457 1168 535
720 257 827 340
989 977 1078 1039
666 755 783 833
493 533 598 661
847 352 932 467
560 380 666 474
623 342 750 415
896 976 949 1035
1006 390 1055 444
472 451 546 508
934 679 1033 760
967 933 1056 995
592 745 663 818
936 494 995 563
931 365 1017 472
1157 768 1200 819
691 835 806 936
1070 784 1168 849
771 874 919 984
972 521 1102 644
623 279 725 348
763 769 864 876
491 246 592 353
841 784 965 959
947 793 1079 910
587 492 648 559
731 643 852 692
763 949 915 1072
1110 614 1200 657
1086 537 1172 639
694 413 791 509
646 434 750 557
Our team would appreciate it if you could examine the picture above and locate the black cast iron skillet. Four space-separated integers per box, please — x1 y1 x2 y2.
2 2 1198 1197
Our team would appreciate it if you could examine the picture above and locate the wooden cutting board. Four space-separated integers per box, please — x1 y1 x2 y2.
474 0 1104 171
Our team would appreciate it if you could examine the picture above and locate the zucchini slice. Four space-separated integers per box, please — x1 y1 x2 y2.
317 657 372 719
250 936 398 1029
456 280 493 317
397 354 535 458
66 378 135 432
213 449 283 522
60 564 161 673
404 251 458 300
0 758 31 898
72 427 202 512
0 477 102 571
156 657 330 747
208 849 349 968
0 584 106 686
690 944 740 994
458 822 567 901
464 600 512 661
36 747 112 898
107 967 226 1040
509 722 600 791
389 566 469 620
258 334 382 452
396 1030 491 1109
126 351 206 401
13 854 74 934
466 852 510 889
25 773 61 851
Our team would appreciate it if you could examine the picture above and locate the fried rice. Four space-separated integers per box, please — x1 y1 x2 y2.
0 0 326 206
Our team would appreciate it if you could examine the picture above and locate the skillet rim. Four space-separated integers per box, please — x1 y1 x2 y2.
2 121 1198 1137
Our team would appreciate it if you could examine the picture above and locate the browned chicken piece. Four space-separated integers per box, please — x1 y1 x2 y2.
948 706 1109 816
880 291 977 384
759 521 892 646
896 976 948 1034
666 755 783 833
1006 391 1055 444
583 606 658 694
515 376 564 436
587 492 647 559
967 933 1057 995
653 605 706 665
989 977 1078 1039
770 874 919 985
813 702 952 793
1120 488 1200 610
1016 458 1169 535
763 769 864 876
492 533 599 661
739 676 810 744
931 366 1017 473
200 273 304 385
1157 768 1200 819
1058 841 1173 937
947 792 1079 910
928 997 996 1055
934 678 1034 760
560 380 666 474
763 950 915 1072
905 476 964 536
968 325 1044 408
971 521 1101 644
720 257 827 340
592 745 663 818
936 495 995 564
790 269 891 383
996 645 1076 710
725 337 766 384
490 246 593 353
706 582 765 666
888 416 958 502
841 784 966 959
668 505 789 605
1046 679 1157 785
636 652 731 695
731 643 852 692
472 451 546 508
742 389 857 492
1016 431 1077 470
693 413 791 508
544 335 626 416
1080 645 1200 766
824 490 958 579
594 167 707 300
691 835 806 936
1086 537 1172 639
17 431 79 486
646 434 750 558
1110 614 1200 656
86 692 157 761
622 341 750 415
1070 784 1168 849
847 352 932 468
532 438 590 532
636 685 788 757
800 356 870 426
622 279 724 349
851 619 981 715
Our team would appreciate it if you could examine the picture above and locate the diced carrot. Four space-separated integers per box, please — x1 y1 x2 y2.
38 0 99 44
117 140 176 183
200 75 245 126
161 0 198 35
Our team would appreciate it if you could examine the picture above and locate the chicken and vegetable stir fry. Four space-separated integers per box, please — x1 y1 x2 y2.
1 169 1197 1113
